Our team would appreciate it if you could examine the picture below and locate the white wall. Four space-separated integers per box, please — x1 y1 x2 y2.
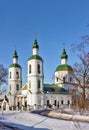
44 93 72 106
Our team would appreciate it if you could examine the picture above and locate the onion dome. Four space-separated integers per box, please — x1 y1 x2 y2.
28 55 43 61
61 49 68 59
55 64 73 72
9 64 21 68
13 50 18 58
9 50 21 68
28 39 43 61
32 39 39 49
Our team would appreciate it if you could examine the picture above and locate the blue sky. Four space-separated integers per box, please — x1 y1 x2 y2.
0 0 89 85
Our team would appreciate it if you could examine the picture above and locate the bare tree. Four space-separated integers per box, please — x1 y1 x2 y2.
0 64 8 85
71 38 89 110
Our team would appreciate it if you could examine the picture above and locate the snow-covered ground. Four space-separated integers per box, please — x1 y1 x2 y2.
0 111 89 130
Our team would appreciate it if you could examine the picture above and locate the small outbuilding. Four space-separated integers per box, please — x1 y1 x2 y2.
0 99 9 112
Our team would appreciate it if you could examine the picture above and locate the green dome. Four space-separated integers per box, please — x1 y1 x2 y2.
28 55 43 61
55 64 73 72
61 49 68 59
13 50 18 58
9 63 22 68
32 39 39 49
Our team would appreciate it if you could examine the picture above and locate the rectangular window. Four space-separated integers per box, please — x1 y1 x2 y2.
56 77 59 82
29 65 31 73
10 72 11 79
47 100 49 106
25 101 27 107
54 100 57 106
16 71 19 79
38 80 40 89
18 102 20 107
68 100 70 105
16 84 19 91
61 100 63 105
38 64 40 74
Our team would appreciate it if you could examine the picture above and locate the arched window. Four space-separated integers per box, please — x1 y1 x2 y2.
10 72 11 79
16 84 19 91
38 80 40 89
16 71 19 79
38 64 40 74
29 65 31 73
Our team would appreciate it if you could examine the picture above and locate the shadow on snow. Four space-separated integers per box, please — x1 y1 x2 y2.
3 121 50 130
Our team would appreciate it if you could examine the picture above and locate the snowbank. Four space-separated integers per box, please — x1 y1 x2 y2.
46 111 89 122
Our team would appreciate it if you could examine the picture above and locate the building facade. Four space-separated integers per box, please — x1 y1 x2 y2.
8 39 73 110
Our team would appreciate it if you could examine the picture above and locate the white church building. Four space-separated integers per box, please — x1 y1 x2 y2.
8 39 74 110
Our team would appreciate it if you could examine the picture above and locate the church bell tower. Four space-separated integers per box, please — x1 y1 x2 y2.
27 39 44 107
8 50 22 107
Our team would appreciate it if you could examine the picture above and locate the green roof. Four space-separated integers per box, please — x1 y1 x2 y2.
13 50 18 58
56 64 73 71
61 49 68 59
28 55 43 61
33 39 39 49
44 84 68 94
9 63 22 68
